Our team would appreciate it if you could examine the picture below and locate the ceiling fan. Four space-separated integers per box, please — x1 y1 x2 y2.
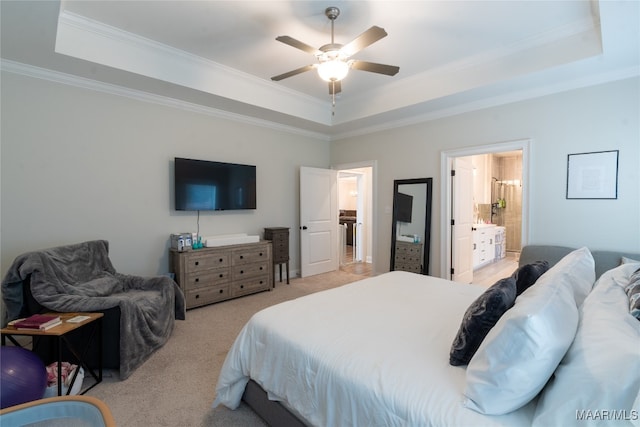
271 6 400 97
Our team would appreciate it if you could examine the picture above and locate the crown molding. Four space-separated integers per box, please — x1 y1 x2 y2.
56 10 332 126
331 66 639 141
0 59 331 142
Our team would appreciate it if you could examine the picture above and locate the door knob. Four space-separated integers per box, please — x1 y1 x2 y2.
301 226 308 230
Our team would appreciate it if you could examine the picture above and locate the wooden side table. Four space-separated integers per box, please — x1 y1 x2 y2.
1 312 103 396
264 227 290 285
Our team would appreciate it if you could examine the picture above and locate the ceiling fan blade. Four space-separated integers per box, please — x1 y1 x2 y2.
276 36 321 55
350 60 399 76
329 80 342 95
271 65 315 81
340 26 388 57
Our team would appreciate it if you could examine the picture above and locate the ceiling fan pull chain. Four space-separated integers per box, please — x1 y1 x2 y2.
332 85 336 116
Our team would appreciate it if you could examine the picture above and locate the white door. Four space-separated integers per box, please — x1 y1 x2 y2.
300 166 338 277
452 157 474 283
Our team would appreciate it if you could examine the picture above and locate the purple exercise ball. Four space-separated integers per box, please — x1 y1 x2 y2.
0 346 47 409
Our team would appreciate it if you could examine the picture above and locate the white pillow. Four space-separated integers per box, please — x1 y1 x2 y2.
532 263 640 427
463 247 595 415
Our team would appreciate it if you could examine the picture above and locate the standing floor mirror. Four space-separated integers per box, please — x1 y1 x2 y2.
390 178 433 275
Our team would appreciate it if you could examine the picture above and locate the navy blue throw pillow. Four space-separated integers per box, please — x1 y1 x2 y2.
449 277 517 366
512 260 550 295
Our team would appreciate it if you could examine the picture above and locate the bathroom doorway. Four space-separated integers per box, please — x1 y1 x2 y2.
337 164 374 277
441 140 530 282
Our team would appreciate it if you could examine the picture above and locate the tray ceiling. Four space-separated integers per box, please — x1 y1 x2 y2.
1 1 638 139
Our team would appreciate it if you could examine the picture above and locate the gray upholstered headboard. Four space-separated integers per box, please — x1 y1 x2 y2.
519 245 640 279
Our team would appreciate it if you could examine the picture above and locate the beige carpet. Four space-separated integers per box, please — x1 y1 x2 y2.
86 269 367 426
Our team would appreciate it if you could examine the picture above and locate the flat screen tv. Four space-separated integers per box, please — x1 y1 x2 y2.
174 157 256 211
395 192 413 223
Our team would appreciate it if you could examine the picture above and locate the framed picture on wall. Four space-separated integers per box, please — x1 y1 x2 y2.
566 150 619 199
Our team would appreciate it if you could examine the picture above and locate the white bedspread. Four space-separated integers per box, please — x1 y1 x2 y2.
213 271 536 426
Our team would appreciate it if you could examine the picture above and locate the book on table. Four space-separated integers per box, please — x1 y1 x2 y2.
13 314 62 330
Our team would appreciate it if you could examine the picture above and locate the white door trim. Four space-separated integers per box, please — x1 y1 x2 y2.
440 140 531 279
333 160 377 274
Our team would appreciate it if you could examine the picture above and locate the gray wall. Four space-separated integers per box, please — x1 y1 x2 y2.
1 72 330 275
2 71 638 280
331 77 640 276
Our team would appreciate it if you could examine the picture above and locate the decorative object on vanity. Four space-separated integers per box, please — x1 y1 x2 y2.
566 150 618 199
170 241 272 309
174 157 256 211
264 228 290 286
390 178 433 274
1 240 185 380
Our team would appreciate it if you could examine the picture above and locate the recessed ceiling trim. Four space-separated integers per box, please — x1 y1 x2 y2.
331 65 639 141
55 10 333 126
332 17 603 125
0 59 331 142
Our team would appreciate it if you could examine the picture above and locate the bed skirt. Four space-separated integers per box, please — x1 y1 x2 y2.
242 380 307 427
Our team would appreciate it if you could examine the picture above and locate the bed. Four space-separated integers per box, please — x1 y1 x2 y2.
213 245 640 426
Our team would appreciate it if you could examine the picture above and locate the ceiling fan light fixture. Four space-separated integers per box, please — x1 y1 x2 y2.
317 59 349 82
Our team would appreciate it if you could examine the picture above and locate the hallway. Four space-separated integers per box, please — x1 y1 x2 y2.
340 244 373 277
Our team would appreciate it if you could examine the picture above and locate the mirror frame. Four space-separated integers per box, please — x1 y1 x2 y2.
390 178 433 274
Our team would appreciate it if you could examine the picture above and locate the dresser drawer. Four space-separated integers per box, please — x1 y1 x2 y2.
186 284 229 308
185 268 230 290
232 262 269 279
232 248 270 265
230 276 270 297
395 243 422 256
186 252 229 273
395 263 422 274
395 253 422 264
272 243 289 261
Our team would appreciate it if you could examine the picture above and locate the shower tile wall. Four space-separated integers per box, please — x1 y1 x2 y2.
492 155 522 252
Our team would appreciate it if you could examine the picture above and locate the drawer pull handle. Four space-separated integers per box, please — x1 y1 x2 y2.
219 274 224 278
259 253 263 256
195 261 199 266
259 266 263 270
240 270 244 274
219 289 223 294
219 258 223 263
195 294 200 299
240 255 244 259
195 278 199 282
240 285 244 289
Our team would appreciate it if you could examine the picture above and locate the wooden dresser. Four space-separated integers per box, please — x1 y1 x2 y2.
394 241 423 274
170 241 272 309
264 227 289 285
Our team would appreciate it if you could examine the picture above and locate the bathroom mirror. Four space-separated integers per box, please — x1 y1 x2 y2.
390 178 433 275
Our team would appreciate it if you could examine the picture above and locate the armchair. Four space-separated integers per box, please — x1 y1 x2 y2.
1 240 185 379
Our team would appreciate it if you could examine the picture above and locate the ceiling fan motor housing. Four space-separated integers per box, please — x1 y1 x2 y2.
325 7 340 21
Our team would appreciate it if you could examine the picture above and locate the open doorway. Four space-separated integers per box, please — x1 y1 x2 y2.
336 164 374 277
441 140 530 282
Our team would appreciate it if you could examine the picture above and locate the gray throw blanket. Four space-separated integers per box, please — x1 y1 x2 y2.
1 240 186 379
